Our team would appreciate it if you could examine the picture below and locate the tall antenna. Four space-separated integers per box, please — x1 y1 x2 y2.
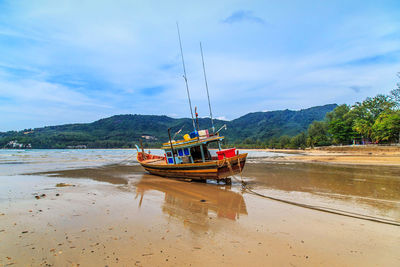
176 22 196 132
200 42 215 133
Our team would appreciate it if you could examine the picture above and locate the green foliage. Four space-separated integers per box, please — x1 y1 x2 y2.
253 75 400 148
391 89 400 110
389 73 400 110
266 137 279 149
350 94 395 140
278 135 291 148
307 121 330 147
371 111 400 142
290 132 307 149
326 105 357 145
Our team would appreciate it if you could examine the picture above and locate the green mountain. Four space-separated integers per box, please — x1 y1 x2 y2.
227 104 338 142
0 104 337 148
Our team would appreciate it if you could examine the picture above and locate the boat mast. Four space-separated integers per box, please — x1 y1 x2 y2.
176 23 196 132
200 42 215 133
167 128 176 164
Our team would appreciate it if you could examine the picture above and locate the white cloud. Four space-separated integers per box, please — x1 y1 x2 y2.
0 78 109 107
215 116 228 121
0 0 400 130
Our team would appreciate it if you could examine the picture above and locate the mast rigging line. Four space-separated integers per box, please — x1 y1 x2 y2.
200 42 215 133
176 22 196 132
172 125 184 140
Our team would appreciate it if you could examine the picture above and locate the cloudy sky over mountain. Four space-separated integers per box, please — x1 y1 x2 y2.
1 0 400 131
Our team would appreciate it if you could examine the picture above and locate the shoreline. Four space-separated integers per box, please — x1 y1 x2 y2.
264 145 400 166
2 146 400 167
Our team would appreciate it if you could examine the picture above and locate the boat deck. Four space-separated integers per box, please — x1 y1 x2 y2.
141 158 166 165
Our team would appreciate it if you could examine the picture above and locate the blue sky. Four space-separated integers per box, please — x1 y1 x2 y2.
1 0 400 131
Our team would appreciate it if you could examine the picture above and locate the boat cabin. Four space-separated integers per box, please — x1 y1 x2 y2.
162 131 225 164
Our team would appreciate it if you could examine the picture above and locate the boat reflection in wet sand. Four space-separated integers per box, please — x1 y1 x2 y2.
135 175 247 229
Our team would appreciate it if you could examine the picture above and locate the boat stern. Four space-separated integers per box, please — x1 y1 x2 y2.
217 153 247 179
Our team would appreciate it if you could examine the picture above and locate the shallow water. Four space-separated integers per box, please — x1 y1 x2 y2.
0 148 286 176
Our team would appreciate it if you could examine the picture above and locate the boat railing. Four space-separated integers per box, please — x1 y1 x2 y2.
137 152 164 162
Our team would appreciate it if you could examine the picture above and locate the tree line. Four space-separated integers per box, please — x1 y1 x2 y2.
230 75 400 149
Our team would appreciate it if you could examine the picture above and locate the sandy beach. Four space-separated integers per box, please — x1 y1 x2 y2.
1 149 400 266
266 145 400 166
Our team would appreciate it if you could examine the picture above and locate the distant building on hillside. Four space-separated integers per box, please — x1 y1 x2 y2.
141 134 157 141
4 140 32 149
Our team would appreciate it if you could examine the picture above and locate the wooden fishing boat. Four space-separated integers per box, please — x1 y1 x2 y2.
136 133 247 184
136 28 247 183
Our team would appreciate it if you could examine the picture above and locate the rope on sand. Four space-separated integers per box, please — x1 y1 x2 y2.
228 166 400 227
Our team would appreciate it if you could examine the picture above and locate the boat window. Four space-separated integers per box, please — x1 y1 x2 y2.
178 149 183 156
166 151 172 157
189 145 212 162
207 140 220 149
184 148 190 156
167 157 174 164
209 149 218 157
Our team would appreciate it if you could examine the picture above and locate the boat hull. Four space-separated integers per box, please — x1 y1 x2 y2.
137 152 247 181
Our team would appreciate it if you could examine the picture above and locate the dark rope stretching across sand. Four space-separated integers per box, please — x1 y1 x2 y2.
228 171 400 227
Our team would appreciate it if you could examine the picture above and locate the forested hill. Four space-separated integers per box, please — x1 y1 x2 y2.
0 104 337 148
227 104 337 142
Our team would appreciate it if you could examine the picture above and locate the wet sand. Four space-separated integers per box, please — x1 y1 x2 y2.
266 145 400 166
1 161 400 266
